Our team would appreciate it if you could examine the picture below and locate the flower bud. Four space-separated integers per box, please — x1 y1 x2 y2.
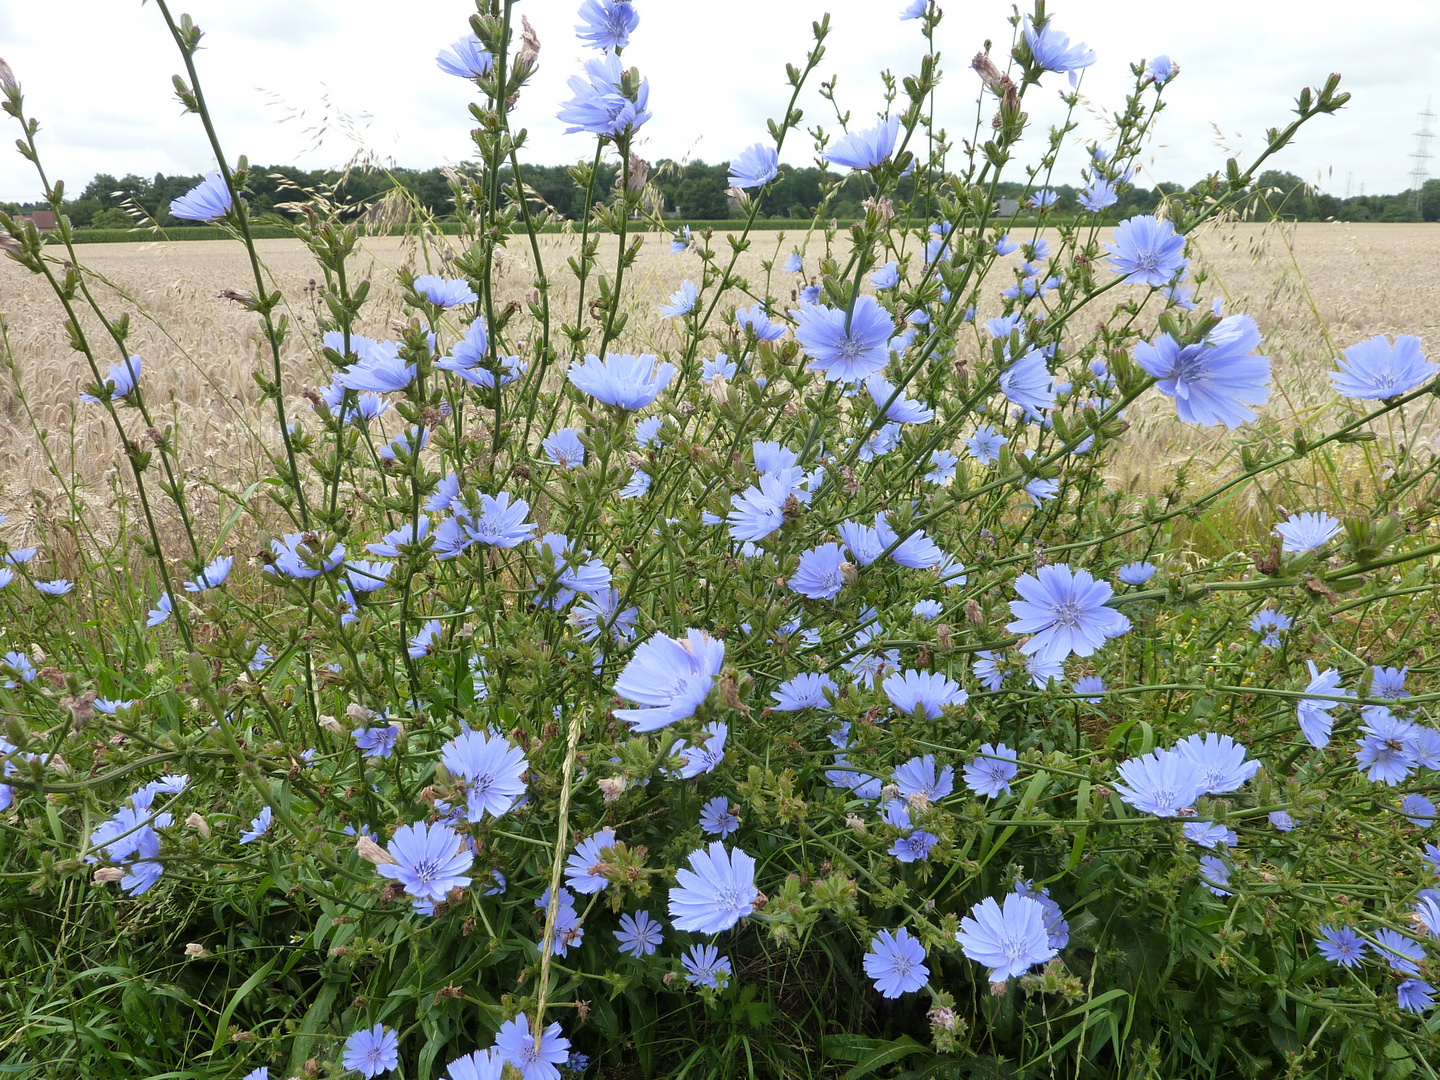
516 16 541 69
720 671 749 716
928 1006 957 1032
862 196 893 224
66 690 96 728
0 57 17 94
935 624 954 652
597 776 627 803
970 52 1005 94
625 153 648 196
356 835 397 866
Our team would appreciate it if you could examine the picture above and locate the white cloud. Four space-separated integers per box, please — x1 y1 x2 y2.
2 0 1437 202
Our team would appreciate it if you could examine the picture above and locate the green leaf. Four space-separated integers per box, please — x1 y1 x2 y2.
208 956 276 1058
822 1034 927 1078
287 980 340 1075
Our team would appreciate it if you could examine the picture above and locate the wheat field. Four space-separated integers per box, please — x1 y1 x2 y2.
1 222 1436 552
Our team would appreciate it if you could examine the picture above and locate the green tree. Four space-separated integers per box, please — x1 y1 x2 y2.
674 175 729 219
1379 201 1421 222
64 198 102 227
1420 178 1440 223
1254 170 1310 220
90 207 134 229
80 173 121 207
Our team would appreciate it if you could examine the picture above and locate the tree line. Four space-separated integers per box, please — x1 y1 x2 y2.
4 161 1437 227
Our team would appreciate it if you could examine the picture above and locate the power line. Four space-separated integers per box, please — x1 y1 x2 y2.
1411 99 1435 211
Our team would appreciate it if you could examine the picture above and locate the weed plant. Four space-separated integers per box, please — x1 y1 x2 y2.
2 3 1439 1079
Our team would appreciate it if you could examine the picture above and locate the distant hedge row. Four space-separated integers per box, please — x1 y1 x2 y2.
62 217 1116 245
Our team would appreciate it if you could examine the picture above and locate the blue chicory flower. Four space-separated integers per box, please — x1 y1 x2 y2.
728 143 779 188
1146 55 1177 84
1330 334 1435 400
343 1024 399 1079
1133 313 1271 429
1198 855 1232 897
614 910 663 957
612 629 725 732
185 555 233 593
668 842 759 934
565 828 616 895
882 669 967 719
240 806 272 844
558 53 651 138
567 352 675 409
436 34 493 78
864 927 929 997
1115 561 1156 585
1023 16 1095 86
1296 662 1351 747
1273 511 1342 553
575 0 639 51
1173 733 1259 793
956 894 1058 980
1105 215 1188 287
699 796 740 837
681 943 733 989
543 428 587 468
169 172 232 221
659 280 698 318
494 1015 570 1080
353 725 398 759
824 116 900 171
771 673 837 711
79 355 143 403
413 274 477 307
789 543 848 600
1078 179 1118 212
1114 748 1206 817
792 296 894 383
440 729 528 820
375 821 474 902
999 350 1056 419
1315 925 1367 967
963 743 1018 798
1006 564 1130 662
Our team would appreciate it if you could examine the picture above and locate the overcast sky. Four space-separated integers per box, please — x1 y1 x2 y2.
2 0 1438 204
